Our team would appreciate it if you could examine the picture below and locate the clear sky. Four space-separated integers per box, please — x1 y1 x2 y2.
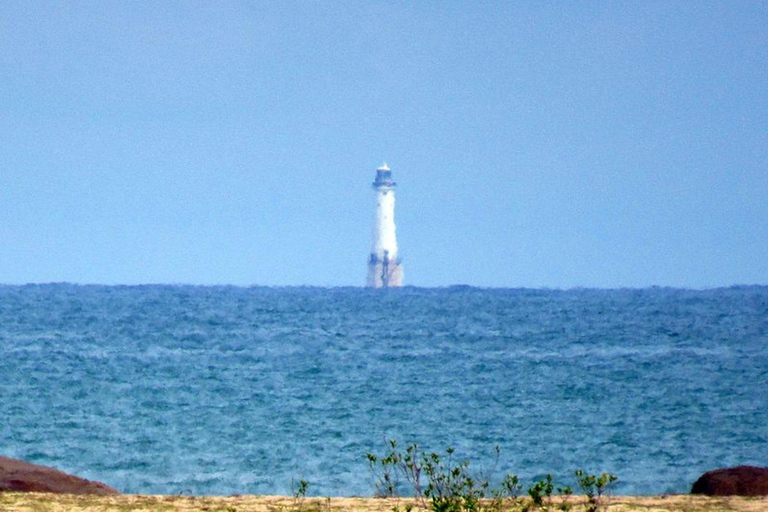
1 1 766 288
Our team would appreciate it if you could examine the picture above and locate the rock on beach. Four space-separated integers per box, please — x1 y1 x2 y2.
0 456 118 495
691 466 768 496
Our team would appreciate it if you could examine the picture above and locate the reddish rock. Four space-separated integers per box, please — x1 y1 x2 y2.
0 456 118 495
691 466 768 496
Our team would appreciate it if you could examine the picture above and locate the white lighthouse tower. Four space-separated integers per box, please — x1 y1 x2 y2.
367 163 403 288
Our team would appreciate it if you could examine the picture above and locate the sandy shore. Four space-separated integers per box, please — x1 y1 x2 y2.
1 493 767 512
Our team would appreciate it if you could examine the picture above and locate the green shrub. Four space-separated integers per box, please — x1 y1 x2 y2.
526 475 553 510
366 440 616 512
366 439 402 497
574 470 617 512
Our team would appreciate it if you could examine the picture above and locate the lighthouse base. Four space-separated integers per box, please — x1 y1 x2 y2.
366 255 403 288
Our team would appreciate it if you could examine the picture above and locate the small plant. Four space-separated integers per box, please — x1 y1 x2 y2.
366 439 403 497
294 478 309 499
488 473 522 512
574 470 617 512
523 476 575 511
291 478 310 512
422 447 487 512
526 475 554 511
556 485 573 512
365 440 617 512
402 442 425 499
500 473 523 499
367 441 491 512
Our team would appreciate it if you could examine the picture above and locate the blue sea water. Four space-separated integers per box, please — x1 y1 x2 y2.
1 284 766 497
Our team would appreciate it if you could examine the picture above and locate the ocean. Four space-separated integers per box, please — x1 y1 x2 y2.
1 284 766 497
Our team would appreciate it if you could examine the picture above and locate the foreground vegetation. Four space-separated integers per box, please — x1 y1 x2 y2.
1 493 767 512
2 441 765 512
365 440 616 512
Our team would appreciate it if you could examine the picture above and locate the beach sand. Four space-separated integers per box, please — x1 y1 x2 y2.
0 493 767 512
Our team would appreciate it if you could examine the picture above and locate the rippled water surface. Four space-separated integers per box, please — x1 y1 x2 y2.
1 285 766 496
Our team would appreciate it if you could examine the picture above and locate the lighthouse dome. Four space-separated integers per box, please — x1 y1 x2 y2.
377 163 390 172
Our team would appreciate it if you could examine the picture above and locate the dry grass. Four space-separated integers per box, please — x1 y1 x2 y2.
0 494 767 512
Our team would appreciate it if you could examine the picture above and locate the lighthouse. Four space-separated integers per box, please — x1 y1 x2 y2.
367 163 404 288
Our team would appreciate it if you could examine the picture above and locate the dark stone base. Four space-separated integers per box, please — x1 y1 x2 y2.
0 456 118 495
691 466 768 496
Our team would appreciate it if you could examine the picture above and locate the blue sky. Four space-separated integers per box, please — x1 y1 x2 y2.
1 1 766 288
